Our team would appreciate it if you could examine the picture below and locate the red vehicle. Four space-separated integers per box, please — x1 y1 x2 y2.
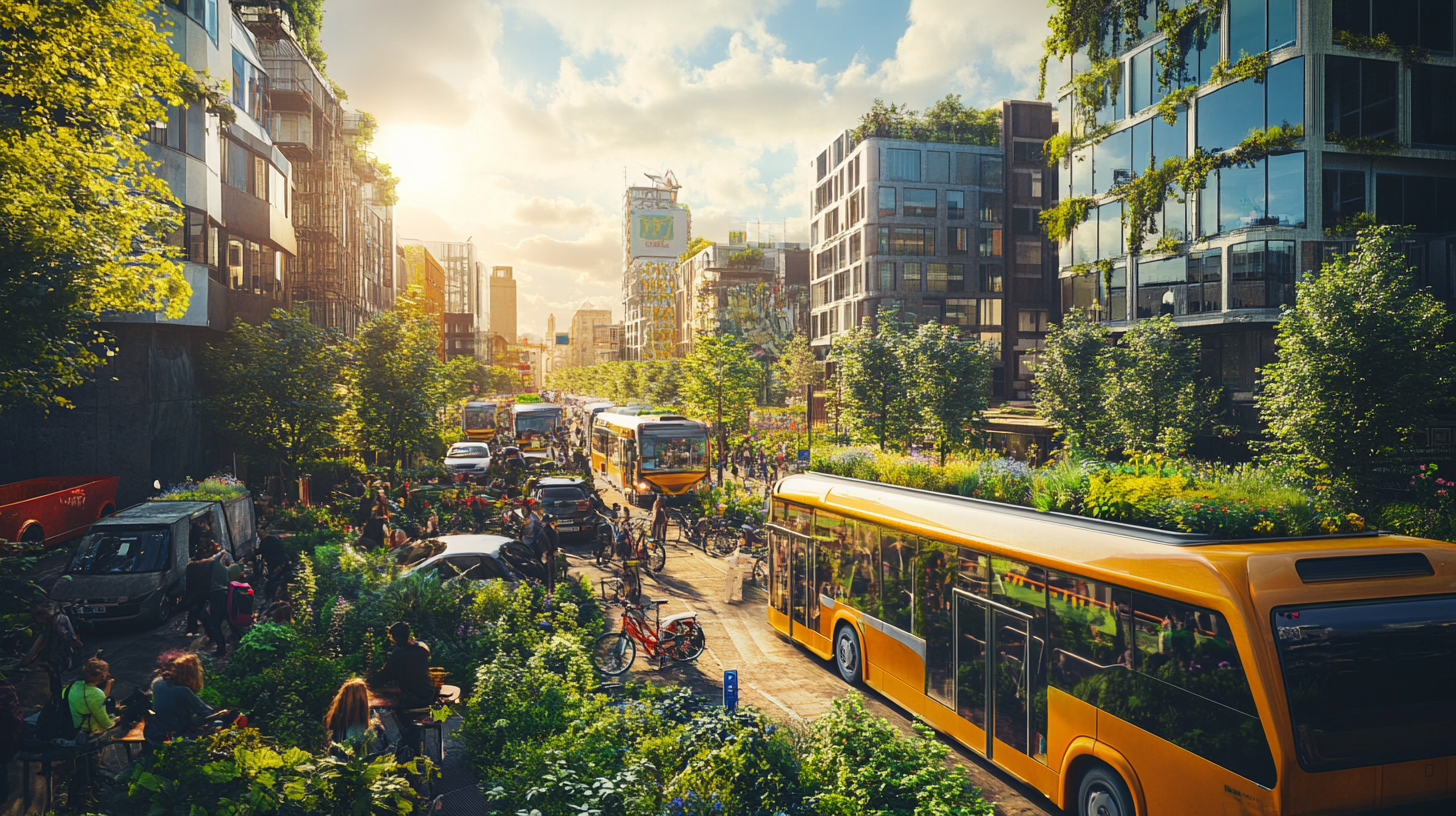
0 476 119 546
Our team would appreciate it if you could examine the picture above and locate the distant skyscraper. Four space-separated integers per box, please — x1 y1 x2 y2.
622 170 689 360
489 265 517 344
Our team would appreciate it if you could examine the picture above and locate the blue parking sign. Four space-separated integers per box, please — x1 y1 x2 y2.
723 670 739 711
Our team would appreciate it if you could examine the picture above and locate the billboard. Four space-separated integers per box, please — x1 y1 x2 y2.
555 333 570 345
629 208 687 257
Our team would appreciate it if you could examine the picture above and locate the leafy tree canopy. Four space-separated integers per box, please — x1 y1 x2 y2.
905 322 996 464
774 333 818 406
346 285 446 467
831 305 914 450
1 0 195 413
854 95 1001 147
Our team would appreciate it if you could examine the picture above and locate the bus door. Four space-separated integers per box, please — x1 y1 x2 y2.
956 592 1034 759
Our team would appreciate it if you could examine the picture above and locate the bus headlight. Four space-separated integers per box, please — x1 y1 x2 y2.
638 482 649 491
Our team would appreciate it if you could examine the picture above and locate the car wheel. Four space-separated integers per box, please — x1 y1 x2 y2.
833 623 862 685
1077 764 1134 816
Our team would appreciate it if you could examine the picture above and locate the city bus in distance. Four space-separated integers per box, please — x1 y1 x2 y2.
461 401 499 442
767 471 1456 816
510 402 561 456
591 412 710 506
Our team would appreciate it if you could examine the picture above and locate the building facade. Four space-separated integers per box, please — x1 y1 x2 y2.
594 324 625 364
402 245 447 359
444 313 475 362
622 172 690 361
489 266 518 344
1049 1 1456 425
674 240 808 359
807 127 1011 393
568 308 614 369
1000 101 1060 400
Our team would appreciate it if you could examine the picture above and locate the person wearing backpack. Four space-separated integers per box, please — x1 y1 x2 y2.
23 603 82 673
66 657 114 736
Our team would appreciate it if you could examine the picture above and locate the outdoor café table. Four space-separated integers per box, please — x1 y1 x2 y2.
368 685 461 762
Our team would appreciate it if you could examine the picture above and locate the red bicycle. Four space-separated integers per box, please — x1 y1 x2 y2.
590 598 704 675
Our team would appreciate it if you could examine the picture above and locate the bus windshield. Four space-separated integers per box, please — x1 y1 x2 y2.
67 527 171 575
462 406 495 431
1274 595 1456 772
515 414 557 435
640 433 708 472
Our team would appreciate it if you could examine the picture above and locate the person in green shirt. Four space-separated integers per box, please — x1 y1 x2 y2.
66 657 114 734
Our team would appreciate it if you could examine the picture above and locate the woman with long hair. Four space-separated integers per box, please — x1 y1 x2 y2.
323 677 382 749
144 652 236 747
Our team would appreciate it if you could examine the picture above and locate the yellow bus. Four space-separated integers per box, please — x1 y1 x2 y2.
461 401 499 442
510 402 561 455
591 412 710 506
767 471 1456 816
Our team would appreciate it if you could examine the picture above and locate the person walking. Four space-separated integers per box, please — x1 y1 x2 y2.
539 515 561 593
206 542 234 656
23 602 82 673
650 494 668 544
523 499 544 550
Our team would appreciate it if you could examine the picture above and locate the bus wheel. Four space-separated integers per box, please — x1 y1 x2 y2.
1077 764 1133 816
833 623 862 685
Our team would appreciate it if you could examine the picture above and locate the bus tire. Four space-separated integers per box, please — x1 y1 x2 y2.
833 623 862 685
1076 763 1134 816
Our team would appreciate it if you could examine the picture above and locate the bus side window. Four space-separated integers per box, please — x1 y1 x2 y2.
916 538 958 706
785 503 812 535
844 519 879 616
1047 572 1131 696
814 510 846 604
879 530 916 633
1130 592 1256 716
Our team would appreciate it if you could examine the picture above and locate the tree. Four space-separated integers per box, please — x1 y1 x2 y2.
775 333 818 406
681 333 762 484
906 324 996 465
1101 315 1215 455
347 286 445 469
1033 311 1111 449
679 235 713 264
1259 226 1456 494
1 0 196 413
832 306 913 451
202 308 345 493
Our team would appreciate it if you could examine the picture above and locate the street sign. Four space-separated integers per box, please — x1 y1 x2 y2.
723 670 738 711
797 449 809 463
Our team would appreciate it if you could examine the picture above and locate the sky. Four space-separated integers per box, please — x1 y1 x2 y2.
319 0 1051 340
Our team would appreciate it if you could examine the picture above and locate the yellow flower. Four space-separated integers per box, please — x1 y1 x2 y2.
1319 517 1340 534
1253 519 1274 534
1345 513 1366 532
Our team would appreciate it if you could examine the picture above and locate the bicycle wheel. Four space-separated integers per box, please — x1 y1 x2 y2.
647 540 667 573
591 632 636 676
661 619 705 662
709 530 738 557
750 556 767 589
594 539 614 568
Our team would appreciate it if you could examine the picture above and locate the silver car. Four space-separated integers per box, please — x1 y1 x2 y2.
443 442 491 479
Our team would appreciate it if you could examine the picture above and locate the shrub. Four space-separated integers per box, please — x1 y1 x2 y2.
1084 472 1192 522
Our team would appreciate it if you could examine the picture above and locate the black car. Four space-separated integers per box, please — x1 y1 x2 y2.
529 477 596 541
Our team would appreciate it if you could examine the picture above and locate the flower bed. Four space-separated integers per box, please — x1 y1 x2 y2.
153 474 249 502
810 446 1369 539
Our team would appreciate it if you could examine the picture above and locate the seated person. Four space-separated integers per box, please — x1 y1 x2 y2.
145 652 236 747
66 657 115 735
324 677 384 753
370 621 434 759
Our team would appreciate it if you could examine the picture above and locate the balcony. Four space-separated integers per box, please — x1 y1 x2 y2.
268 111 313 160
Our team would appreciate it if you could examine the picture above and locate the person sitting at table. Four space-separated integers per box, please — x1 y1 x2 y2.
144 652 236 747
66 657 115 736
323 678 384 754
370 621 433 759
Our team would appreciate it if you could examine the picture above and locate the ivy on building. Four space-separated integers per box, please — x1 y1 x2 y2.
1039 196 1098 243
1333 29 1429 69
349 110 400 206
180 70 237 126
1326 131 1400 155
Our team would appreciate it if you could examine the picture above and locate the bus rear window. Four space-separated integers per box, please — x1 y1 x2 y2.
1274 595 1456 772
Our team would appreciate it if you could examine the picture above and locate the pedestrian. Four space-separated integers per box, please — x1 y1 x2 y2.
180 547 216 641
66 657 114 736
371 622 434 760
361 506 389 548
23 602 82 673
523 499 543 548
323 678 383 752
259 534 289 601
206 540 235 655
650 494 668 543
539 515 560 593
145 652 237 747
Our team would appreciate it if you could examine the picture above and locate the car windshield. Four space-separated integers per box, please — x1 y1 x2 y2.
447 444 489 458
515 415 556 435
540 487 586 502
640 433 708 472
67 527 171 575
1273 595 1456 772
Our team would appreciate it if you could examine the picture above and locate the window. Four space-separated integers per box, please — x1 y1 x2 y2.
1266 57 1304 130
979 228 1002 257
1013 141 1044 164
878 531 916 633
1062 272 1098 319
1207 153 1306 234
1413 65 1456 147
225 140 250 192
1011 208 1041 235
1376 173 1456 233
835 520 880 615
1229 239 1296 308
979 298 1002 327
877 227 889 255
981 156 1004 186
1266 152 1306 227
1018 309 1050 332
903 262 923 292
186 210 207 264
1197 77 1265 154
915 539 960 706
926 150 950 182
904 188 937 217
878 186 896 216
1231 0 1298 60
947 190 965 220
980 264 1004 293
167 0 218 42
1107 263 1127 321
949 227 969 255
1325 56 1398 141
956 153 977 184
980 192 1004 223
927 263 950 292
890 228 935 255
1333 0 1453 53
1129 47 1153 113
1098 202 1123 259
946 298 977 327
884 148 921 181
878 262 895 290
1015 242 1043 265
918 301 943 324
850 231 862 263
1136 250 1222 317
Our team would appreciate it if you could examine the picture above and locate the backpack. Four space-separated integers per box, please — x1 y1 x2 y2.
227 581 255 628
36 681 82 743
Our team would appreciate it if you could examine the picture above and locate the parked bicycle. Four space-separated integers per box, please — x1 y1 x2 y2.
590 598 704 675
593 512 666 572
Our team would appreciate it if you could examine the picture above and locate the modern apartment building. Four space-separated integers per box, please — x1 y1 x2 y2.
622 172 690 361
674 240 809 359
568 308 614 369
594 324 625 364
239 2 397 337
807 118 1019 395
444 313 476 362
489 266 518 344
1049 0 1456 426
402 244 447 360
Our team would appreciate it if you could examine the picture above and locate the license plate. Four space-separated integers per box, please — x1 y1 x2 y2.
558 525 578 532
82 606 107 615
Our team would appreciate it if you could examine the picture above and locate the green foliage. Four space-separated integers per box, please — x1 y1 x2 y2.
546 359 684 407
679 235 713 263
203 307 347 488
726 246 763 267
1032 310 1110 448
1155 85 1199 125
801 693 993 816
774 333 818 406
155 476 250 502
279 0 329 74
1334 29 1429 69
1101 316 1217 455
513 392 543 404
681 333 763 464
1207 51 1270 87
1038 196 1097 242
0 0 195 413
1258 227 1456 498
1326 131 1400 155
1324 211 1380 238
1085 471 1192 521
347 285 450 469
1069 57 1122 130
853 96 1000 147
905 322 996 464
831 305 913 451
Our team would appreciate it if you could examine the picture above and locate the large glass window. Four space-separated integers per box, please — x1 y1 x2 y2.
902 262 922 292
916 539 959 706
879 531 916 632
947 190 965 220
1333 0 1454 53
225 140 250 192
1098 201 1123 259
1322 169 1366 229
1153 109 1186 165
981 192 1004 223
945 298 977 328
979 228 1002 258
1197 77 1264 154
67 527 171 574
1129 48 1153 113
1412 64 1456 147
1325 56 1398 141
948 227 969 255
1274 595 1456 773
878 186 896 216
904 188 937 217
1229 0 1265 61
1266 57 1304 130
981 156 1004 186
890 228 935 255
1376 173 1456 233
884 148 921 181
1071 148 1092 198
1136 249 1221 317
1095 128 1132 194
1218 160 1266 231
956 153 977 184
1266 151 1306 227
926 263 950 292
980 264 1004 293
926 151 950 183
1229 239 1296 308
878 262 894 290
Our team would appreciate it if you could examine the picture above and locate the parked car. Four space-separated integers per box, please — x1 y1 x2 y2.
0 475 119 546
443 442 492 481
528 477 595 541
47 496 252 627
401 534 546 583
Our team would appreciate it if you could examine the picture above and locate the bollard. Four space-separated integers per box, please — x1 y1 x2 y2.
723 670 738 711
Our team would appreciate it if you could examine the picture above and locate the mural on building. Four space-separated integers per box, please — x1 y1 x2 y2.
635 259 676 360
704 281 794 360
